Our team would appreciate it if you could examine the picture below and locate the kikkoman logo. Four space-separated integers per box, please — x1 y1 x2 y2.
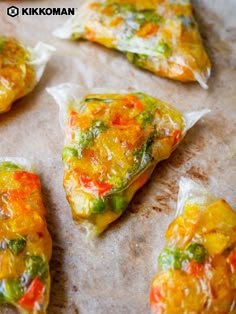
7 6 75 17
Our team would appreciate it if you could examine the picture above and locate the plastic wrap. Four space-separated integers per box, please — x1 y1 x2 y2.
150 177 236 313
47 84 208 238
0 158 52 314
0 37 55 113
54 0 211 88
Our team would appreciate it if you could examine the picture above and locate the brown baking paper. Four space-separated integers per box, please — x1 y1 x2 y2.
0 0 235 313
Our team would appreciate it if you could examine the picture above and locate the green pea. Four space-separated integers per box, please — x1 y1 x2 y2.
4 279 24 302
0 162 21 172
136 111 153 127
76 130 93 149
111 194 128 214
92 198 108 214
62 147 78 160
24 256 48 281
185 242 207 263
156 42 172 57
158 248 185 271
8 238 26 256
126 52 148 68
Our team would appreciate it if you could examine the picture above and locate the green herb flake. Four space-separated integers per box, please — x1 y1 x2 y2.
4 278 24 302
136 111 153 127
0 162 22 172
24 255 48 281
0 37 7 52
91 120 107 137
133 135 155 171
84 97 113 104
136 9 163 24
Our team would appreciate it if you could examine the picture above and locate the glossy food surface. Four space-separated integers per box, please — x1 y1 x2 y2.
0 162 52 313
63 92 185 237
0 36 35 113
71 0 211 87
150 197 236 313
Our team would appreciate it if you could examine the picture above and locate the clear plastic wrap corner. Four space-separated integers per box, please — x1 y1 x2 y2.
0 157 35 173
176 177 217 218
27 42 56 84
183 109 210 135
53 0 92 39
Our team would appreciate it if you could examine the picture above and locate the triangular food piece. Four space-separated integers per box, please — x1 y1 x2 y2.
150 178 236 313
0 158 52 313
54 0 211 88
0 36 55 113
48 84 208 238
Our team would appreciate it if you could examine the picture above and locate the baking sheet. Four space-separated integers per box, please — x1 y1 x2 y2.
0 0 235 313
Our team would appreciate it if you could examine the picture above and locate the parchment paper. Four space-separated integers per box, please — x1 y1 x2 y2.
0 1 235 313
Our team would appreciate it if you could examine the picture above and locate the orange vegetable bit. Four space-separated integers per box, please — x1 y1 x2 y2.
123 95 144 113
172 129 182 147
150 285 165 313
110 17 124 27
185 261 205 277
85 27 96 42
227 249 236 272
137 22 159 37
69 110 79 127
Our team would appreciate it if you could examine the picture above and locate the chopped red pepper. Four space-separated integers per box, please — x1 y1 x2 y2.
227 249 236 272
79 175 113 196
172 129 181 147
18 277 44 310
123 95 143 112
185 261 204 277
